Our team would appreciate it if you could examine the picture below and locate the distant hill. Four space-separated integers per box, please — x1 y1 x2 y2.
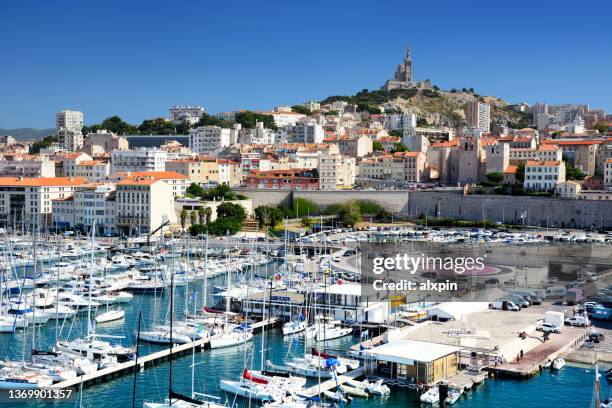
0 128 56 141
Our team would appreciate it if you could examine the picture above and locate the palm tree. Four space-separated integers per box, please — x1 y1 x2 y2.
190 210 197 227
204 207 213 225
180 209 187 230
198 207 206 225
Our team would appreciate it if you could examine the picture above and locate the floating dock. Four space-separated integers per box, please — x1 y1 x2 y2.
300 367 366 397
49 317 280 389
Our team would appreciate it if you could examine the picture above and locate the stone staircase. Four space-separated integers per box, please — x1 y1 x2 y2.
241 219 260 232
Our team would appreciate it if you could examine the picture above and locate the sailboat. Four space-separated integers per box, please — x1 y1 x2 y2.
143 250 227 408
209 240 253 349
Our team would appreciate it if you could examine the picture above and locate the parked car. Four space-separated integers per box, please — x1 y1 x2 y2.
589 332 605 343
564 315 590 327
536 322 562 333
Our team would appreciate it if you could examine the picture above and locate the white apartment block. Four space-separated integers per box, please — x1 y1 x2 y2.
115 177 177 235
605 159 612 191
0 177 86 226
0 157 55 178
523 160 566 191
169 105 205 125
111 148 167 173
62 152 93 177
189 126 231 154
280 122 324 144
267 111 306 127
74 160 111 182
386 113 416 131
239 122 276 145
57 183 117 234
466 101 491 133
318 153 355 190
56 110 83 133
56 110 84 151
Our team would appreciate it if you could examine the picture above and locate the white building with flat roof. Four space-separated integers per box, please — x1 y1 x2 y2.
56 110 84 151
466 101 491 133
189 126 231 154
169 105 205 125
111 148 167 173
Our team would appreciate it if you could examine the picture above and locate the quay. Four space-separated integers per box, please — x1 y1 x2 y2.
490 325 587 378
49 317 280 390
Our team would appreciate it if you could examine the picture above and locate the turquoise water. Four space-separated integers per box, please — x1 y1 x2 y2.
1 273 607 407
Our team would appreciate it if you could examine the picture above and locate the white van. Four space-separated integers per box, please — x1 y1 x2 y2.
545 286 567 298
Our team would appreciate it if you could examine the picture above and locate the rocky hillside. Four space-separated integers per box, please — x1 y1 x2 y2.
321 87 532 129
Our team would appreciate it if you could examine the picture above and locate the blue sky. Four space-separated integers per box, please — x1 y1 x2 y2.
1 0 610 128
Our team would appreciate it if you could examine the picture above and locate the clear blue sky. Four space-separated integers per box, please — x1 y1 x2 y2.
1 0 610 129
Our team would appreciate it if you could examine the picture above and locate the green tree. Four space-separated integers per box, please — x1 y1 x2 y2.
195 113 233 128
391 142 409 153
216 202 246 222
197 207 206 225
388 129 402 137
324 110 338 116
234 111 277 130
190 210 197 226
292 198 319 218
29 134 57 154
566 164 585 180
372 141 384 151
205 207 213 225
596 122 608 134
291 105 311 115
189 224 207 236
254 205 283 228
186 183 206 198
486 172 504 184
180 209 188 230
339 201 361 227
515 163 526 183
83 116 138 135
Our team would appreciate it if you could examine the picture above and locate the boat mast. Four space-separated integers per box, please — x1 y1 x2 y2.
87 221 95 337
131 310 142 408
168 231 175 404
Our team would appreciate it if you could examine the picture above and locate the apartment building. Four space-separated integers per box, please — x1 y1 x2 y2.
318 153 356 190
74 160 110 182
359 152 425 182
169 105 205 125
56 110 84 151
523 160 566 191
239 122 276 145
279 122 324 144
508 145 562 164
266 111 306 127
189 126 231 154
245 169 319 190
166 158 219 185
605 158 612 191
466 101 491 133
61 152 93 177
84 130 129 153
52 183 117 234
542 139 601 176
218 159 243 187
115 171 188 197
0 176 86 226
115 176 177 235
111 148 167 173
0 156 55 178
324 135 373 158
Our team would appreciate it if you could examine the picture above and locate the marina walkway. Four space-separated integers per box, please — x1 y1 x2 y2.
49 317 279 389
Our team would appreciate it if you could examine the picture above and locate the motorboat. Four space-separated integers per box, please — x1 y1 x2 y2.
95 309 125 324
420 387 439 404
323 390 352 403
552 357 565 370
56 338 135 364
0 368 53 389
339 384 368 398
364 379 390 395
445 387 462 404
